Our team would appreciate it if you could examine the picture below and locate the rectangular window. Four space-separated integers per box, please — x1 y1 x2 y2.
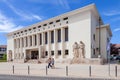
45 32 48 44
40 34 42 45
65 50 69 55
51 51 54 56
65 27 68 41
30 36 32 46
93 49 95 55
58 50 61 55
57 29 61 42
22 38 24 47
51 31 54 43
93 34 95 41
45 51 48 56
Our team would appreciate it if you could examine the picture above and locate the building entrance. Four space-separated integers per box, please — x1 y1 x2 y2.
31 51 38 59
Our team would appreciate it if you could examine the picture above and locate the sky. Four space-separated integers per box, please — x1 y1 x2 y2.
0 0 120 45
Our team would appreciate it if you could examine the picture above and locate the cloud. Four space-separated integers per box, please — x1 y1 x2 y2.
113 28 120 32
29 0 70 9
3 0 43 21
103 10 120 16
0 12 23 33
57 0 70 9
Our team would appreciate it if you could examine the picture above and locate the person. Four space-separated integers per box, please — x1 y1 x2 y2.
51 58 55 69
47 57 52 68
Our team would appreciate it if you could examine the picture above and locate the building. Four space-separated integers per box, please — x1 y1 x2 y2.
0 45 7 59
7 4 112 64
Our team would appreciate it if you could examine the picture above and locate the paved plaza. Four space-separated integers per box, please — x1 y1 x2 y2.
0 62 120 79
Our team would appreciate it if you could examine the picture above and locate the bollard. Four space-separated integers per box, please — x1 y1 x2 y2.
66 66 68 76
28 65 30 75
89 65 91 77
46 66 48 75
13 65 14 74
115 66 117 77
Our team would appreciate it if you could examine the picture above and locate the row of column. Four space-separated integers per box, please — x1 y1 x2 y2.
14 27 67 58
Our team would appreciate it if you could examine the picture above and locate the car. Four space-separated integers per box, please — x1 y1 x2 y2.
116 56 120 60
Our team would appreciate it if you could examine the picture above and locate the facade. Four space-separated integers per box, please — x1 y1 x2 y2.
7 4 112 63
0 45 7 59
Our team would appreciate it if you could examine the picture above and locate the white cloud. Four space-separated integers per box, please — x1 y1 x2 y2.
113 28 120 32
3 0 43 21
0 12 23 33
29 0 70 9
103 10 120 16
57 0 70 9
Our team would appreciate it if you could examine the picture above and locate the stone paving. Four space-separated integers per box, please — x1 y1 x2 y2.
0 75 118 80
0 62 120 79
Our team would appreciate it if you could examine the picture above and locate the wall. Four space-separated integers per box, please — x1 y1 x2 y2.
68 11 91 58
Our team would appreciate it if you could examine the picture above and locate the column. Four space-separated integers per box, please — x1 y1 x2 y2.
28 36 30 47
37 34 40 46
42 32 44 45
48 31 51 57
61 28 65 58
20 38 22 59
32 35 34 46
24 37 26 47
41 32 45 57
54 29 57 58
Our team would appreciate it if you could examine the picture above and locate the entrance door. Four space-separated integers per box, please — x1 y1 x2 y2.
31 51 38 59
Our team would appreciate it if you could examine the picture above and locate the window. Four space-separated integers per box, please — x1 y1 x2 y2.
33 27 36 29
63 17 68 20
65 50 69 55
38 25 41 28
45 32 47 44
56 19 60 23
58 50 61 55
57 29 61 42
93 34 95 41
29 29 31 31
40 34 42 45
49 22 53 25
30 36 32 46
93 49 95 55
43 24 47 26
65 27 68 41
21 31 23 33
51 31 54 43
45 51 48 56
24 30 27 32
22 38 24 47
51 51 54 56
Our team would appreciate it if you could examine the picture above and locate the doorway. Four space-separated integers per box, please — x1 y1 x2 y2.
31 51 38 59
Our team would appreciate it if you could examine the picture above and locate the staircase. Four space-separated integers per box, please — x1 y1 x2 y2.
26 59 38 63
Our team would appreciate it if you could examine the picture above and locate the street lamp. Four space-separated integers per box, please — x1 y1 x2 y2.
98 17 102 58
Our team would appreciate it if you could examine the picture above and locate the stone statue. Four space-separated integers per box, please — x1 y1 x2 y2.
79 41 85 58
72 42 79 58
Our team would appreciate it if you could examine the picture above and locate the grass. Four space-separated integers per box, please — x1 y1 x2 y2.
0 59 7 62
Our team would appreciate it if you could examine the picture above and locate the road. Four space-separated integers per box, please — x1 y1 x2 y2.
0 75 117 80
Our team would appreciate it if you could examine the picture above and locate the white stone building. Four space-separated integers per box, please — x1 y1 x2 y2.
7 4 112 64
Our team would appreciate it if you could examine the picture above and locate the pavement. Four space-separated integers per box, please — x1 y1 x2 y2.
0 62 120 79
0 74 118 80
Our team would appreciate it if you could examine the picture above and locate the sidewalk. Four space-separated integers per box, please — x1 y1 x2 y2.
0 62 120 79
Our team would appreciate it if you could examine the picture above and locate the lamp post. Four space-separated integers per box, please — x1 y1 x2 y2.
98 17 102 58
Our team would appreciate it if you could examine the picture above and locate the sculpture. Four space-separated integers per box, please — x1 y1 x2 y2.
79 41 85 58
72 42 79 58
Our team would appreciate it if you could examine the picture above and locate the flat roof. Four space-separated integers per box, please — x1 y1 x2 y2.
7 3 101 36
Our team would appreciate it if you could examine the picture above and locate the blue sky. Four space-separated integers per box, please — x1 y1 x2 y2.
0 0 120 45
